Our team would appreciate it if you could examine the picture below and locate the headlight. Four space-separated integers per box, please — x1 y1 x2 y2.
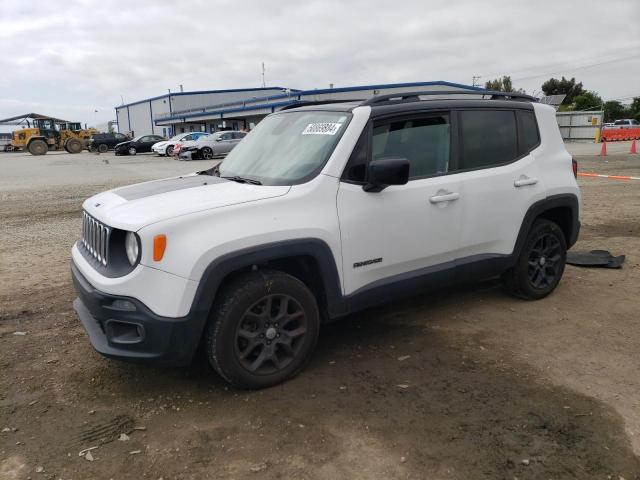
125 232 139 266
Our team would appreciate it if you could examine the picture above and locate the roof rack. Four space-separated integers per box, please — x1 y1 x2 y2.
361 90 537 106
278 99 364 111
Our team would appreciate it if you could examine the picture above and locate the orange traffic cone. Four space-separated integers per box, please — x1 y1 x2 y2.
600 140 607 156
630 139 638 154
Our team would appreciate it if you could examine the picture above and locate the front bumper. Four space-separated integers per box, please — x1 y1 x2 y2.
71 261 202 366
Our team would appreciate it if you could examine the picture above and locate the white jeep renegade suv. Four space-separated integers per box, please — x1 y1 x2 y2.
71 91 581 389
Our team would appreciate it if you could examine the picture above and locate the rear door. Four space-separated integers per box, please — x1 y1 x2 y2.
456 108 546 261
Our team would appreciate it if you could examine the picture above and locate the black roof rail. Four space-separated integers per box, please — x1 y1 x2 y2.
361 90 537 106
278 99 364 111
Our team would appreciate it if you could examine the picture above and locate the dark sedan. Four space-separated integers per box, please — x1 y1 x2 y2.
114 135 166 156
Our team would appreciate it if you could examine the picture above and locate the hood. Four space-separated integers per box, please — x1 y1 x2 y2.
152 141 168 148
114 140 131 148
83 174 290 231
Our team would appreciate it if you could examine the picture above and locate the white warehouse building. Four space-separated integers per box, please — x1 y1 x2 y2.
115 81 484 137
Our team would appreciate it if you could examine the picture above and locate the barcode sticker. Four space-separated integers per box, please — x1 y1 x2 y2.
302 122 342 135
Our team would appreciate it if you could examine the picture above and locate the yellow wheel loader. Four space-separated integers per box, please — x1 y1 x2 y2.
0 113 98 155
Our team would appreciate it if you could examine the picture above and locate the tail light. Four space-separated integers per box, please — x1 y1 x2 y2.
572 158 578 179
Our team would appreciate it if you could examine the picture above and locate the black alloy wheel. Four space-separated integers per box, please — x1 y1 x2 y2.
502 219 567 300
201 147 214 159
205 270 320 389
235 294 308 374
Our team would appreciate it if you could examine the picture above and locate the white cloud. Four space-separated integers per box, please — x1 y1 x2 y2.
0 0 638 128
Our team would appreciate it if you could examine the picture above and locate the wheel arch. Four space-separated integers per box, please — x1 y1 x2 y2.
189 239 345 339
513 194 580 260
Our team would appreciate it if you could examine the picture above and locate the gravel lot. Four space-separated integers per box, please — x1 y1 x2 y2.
1 148 639 479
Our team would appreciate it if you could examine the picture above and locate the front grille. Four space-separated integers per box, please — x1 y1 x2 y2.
82 211 111 266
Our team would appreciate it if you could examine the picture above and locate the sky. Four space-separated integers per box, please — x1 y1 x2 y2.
0 0 639 130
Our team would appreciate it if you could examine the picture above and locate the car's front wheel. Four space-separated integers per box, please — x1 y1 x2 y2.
128 147 137 155
502 219 567 299
205 270 320 389
201 147 214 160
165 145 174 156
98 143 109 153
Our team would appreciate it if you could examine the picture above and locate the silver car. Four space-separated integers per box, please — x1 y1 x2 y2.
179 131 247 160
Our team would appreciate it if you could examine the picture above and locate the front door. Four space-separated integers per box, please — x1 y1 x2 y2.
337 112 463 296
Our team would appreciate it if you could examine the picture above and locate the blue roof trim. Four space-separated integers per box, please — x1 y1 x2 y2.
156 100 301 123
153 81 481 124
115 86 295 109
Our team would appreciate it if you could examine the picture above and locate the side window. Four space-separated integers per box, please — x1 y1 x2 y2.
372 115 450 179
222 133 232 140
183 135 193 141
517 110 540 154
115 134 126 141
460 110 518 169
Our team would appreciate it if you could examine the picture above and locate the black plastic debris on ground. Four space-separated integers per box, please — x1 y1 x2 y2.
566 250 625 269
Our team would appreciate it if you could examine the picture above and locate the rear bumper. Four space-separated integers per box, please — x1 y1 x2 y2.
71 261 202 366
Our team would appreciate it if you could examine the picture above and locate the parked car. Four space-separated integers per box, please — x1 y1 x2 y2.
151 132 209 156
179 131 247 160
71 92 580 389
114 135 166 156
88 133 130 153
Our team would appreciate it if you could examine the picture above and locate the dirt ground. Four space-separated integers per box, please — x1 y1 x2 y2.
1 149 639 480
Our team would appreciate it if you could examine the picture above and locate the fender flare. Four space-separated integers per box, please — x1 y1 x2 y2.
512 193 580 260
187 238 345 335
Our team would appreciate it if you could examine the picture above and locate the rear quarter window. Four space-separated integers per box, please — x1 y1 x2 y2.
517 110 540 154
460 110 518 169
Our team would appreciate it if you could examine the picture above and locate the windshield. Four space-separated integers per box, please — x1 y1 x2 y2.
131 135 144 141
218 111 351 185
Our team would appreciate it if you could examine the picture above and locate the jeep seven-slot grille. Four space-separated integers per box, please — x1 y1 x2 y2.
82 212 110 266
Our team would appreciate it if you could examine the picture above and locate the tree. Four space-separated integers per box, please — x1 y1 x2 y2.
603 100 626 122
629 97 640 121
484 75 525 93
572 91 602 111
541 77 584 104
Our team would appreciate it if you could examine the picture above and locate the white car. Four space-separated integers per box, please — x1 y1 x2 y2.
71 91 581 389
179 131 248 160
151 132 209 156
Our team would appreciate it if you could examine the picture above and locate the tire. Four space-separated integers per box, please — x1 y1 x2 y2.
205 270 320 389
128 147 137 155
98 143 109 153
502 219 567 300
201 147 214 160
27 139 48 156
165 145 174 156
66 138 83 154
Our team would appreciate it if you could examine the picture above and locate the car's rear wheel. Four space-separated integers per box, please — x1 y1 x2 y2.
98 143 109 153
201 147 214 159
502 219 567 300
165 145 174 156
128 147 137 155
205 270 320 389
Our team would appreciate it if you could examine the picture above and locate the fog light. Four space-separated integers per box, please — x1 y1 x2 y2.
110 299 137 311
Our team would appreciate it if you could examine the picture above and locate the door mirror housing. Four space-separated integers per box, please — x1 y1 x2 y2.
363 157 410 192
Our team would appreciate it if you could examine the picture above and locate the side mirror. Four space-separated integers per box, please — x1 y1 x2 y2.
216 137 222 142
363 157 410 192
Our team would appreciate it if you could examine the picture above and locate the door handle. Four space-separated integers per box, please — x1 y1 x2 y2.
429 192 460 203
514 176 538 187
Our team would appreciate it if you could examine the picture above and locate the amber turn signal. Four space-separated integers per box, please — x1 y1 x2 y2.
153 234 167 261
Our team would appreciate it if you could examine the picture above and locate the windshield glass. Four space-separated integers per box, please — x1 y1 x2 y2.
131 136 143 141
218 111 351 185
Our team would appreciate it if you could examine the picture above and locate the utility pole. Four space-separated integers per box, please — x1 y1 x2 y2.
261 62 266 88
472 75 481 88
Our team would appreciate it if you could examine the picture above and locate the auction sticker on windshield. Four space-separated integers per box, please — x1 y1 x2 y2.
302 122 342 135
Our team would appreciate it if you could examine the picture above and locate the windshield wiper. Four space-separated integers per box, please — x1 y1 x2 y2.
221 175 262 185
197 164 220 177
